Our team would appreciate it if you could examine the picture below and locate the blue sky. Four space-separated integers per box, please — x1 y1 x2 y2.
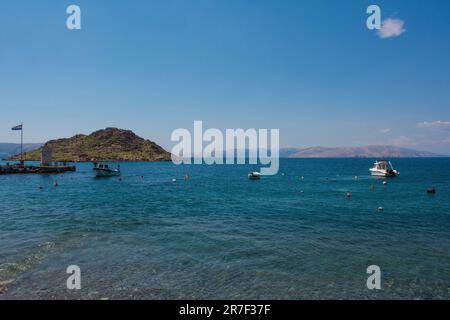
1 0 450 153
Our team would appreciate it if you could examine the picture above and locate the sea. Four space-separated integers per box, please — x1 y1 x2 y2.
0 158 449 299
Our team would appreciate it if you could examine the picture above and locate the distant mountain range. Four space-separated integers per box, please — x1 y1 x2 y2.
2 139 446 162
279 146 445 158
0 143 43 160
7 128 171 162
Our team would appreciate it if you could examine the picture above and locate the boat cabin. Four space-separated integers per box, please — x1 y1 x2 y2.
374 160 392 170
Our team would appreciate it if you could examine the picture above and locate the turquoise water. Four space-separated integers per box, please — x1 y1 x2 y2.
0 159 449 299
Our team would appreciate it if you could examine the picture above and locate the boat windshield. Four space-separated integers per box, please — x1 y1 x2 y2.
376 161 392 170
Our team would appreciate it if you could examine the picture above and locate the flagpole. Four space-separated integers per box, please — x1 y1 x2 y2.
20 122 23 164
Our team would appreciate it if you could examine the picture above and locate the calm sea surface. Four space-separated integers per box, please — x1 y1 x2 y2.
0 158 449 299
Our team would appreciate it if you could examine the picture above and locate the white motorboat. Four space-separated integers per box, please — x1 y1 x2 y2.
370 160 399 177
93 162 121 177
248 171 261 180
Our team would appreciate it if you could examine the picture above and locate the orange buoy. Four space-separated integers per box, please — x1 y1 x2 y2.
346 192 351 199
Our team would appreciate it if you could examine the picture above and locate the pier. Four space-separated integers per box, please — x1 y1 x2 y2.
0 134 76 175
0 163 76 175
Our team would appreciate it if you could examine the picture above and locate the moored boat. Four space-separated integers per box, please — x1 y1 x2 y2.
370 160 399 177
93 162 121 177
248 171 261 180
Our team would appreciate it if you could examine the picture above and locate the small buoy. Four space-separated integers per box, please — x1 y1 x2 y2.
426 188 436 194
378 207 384 212
172 178 177 182
370 184 375 190
54 181 58 187
300 176 304 180
383 181 387 185
184 175 190 180
346 192 351 199
354 176 358 180
300 190 304 193
281 173 285 176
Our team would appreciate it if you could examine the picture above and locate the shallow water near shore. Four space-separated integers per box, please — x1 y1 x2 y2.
0 158 449 299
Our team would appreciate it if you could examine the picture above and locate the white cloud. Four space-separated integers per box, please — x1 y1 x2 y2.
417 120 450 129
379 128 391 134
377 18 406 39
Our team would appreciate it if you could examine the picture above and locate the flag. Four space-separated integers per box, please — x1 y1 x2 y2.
12 124 23 131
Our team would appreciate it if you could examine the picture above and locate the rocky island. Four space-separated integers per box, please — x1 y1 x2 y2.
9 128 172 162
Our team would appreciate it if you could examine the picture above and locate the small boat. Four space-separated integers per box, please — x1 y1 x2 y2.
369 160 399 177
248 171 261 180
93 162 121 177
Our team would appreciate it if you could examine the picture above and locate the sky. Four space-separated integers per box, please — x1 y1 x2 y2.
1 0 450 153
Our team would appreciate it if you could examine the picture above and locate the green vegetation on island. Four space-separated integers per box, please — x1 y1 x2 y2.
9 128 172 162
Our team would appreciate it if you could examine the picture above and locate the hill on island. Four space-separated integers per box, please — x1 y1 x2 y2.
279 146 444 158
9 128 172 162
